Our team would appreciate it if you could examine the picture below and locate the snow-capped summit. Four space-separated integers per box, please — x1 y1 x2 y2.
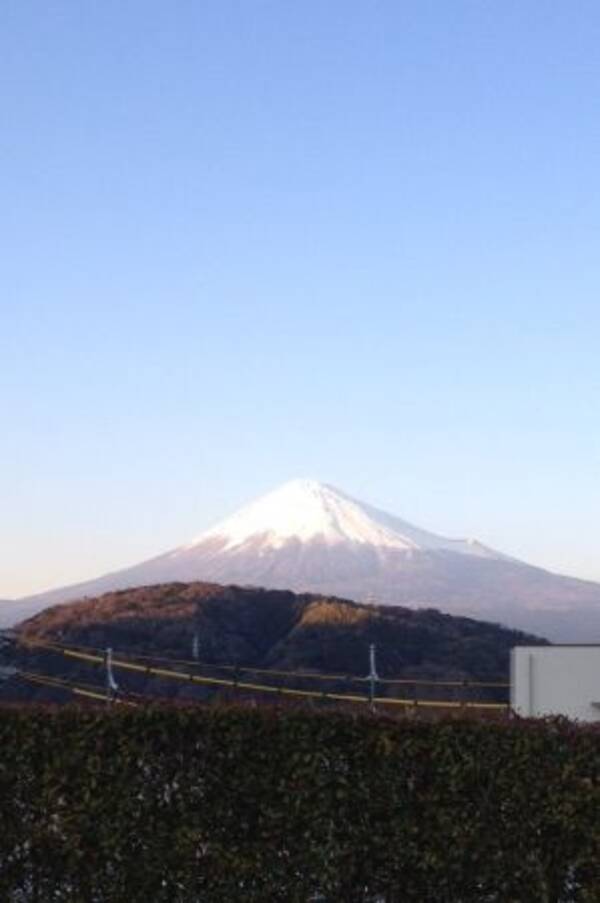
189 478 497 558
6 478 600 641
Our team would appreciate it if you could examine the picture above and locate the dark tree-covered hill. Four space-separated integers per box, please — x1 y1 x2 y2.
0 582 547 705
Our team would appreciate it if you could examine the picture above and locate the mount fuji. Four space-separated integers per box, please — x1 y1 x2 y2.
5 479 600 640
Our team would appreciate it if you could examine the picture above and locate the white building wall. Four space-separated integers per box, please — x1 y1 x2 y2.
511 646 600 722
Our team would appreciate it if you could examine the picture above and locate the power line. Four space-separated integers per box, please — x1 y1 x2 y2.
17 638 509 712
18 636 510 689
18 670 138 706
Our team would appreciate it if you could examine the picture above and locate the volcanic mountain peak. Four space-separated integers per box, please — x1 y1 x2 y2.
6 478 600 642
188 478 498 558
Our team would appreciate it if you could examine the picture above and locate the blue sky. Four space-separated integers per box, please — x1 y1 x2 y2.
2 1 599 597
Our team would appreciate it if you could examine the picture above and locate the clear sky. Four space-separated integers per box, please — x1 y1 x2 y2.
2 1 599 598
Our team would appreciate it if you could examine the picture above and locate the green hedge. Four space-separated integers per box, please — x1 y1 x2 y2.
1 706 599 902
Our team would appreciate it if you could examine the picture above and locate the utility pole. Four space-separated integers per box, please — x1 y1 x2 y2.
368 643 378 710
105 647 119 704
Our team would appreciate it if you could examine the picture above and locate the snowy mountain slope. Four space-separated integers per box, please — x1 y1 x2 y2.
189 479 498 557
5 479 600 640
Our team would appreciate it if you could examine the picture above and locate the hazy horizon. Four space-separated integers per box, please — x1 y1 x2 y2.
3 3 600 597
